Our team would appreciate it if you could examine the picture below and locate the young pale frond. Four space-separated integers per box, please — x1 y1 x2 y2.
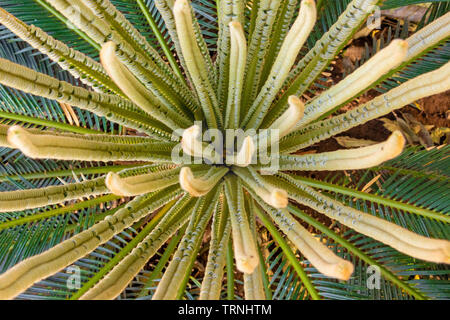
277 131 406 171
225 177 259 274
233 167 288 210
216 1 245 107
0 186 183 300
240 0 283 113
269 95 305 138
154 0 215 92
105 167 182 196
0 57 173 140
6 125 175 162
173 0 221 129
100 41 191 130
265 0 380 124
46 0 198 116
242 0 316 130
0 176 107 212
243 199 265 300
280 61 450 153
225 21 247 129
83 0 175 78
272 173 450 265
80 193 195 300
249 189 354 281
179 166 228 197
233 136 256 167
152 187 221 300
199 198 231 300
406 11 450 60
181 124 223 163
0 7 121 94
294 39 409 129
0 0 448 301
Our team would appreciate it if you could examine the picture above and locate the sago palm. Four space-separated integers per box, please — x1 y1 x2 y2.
0 0 448 300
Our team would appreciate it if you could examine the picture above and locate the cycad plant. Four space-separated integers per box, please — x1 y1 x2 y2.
0 0 448 300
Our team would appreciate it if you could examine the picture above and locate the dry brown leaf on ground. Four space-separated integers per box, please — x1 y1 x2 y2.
334 136 378 148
